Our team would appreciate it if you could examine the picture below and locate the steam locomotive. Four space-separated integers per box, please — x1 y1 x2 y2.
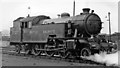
10 8 116 58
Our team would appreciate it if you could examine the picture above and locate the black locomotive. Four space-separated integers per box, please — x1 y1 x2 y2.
10 8 116 58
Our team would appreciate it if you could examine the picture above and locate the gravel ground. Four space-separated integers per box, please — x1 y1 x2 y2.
1 46 99 66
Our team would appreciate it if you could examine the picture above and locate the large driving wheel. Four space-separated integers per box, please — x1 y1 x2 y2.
45 44 55 57
15 44 21 54
81 48 91 57
45 51 54 57
32 44 41 56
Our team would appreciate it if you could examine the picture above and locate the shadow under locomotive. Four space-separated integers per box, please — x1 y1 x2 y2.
10 8 117 59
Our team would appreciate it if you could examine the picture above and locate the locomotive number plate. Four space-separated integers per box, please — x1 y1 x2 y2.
43 30 55 34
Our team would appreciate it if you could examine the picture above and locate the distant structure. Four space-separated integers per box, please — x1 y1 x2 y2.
0 32 2 41
0 32 2 47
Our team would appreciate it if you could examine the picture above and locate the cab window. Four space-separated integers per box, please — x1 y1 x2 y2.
25 22 28 28
21 22 28 28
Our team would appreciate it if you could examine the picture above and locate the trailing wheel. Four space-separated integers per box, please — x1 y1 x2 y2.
15 44 21 54
32 44 41 56
80 47 91 57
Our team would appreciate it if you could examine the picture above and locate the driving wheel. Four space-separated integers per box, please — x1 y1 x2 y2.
15 44 21 54
32 44 41 56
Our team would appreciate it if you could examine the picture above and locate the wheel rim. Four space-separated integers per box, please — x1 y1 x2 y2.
24 45 31 55
45 51 54 57
15 45 21 54
32 45 41 56
45 44 54 57
81 48 91 57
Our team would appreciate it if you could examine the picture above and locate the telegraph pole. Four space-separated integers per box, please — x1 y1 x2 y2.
108 12 111 42
27 6 31 17
73 0 75 16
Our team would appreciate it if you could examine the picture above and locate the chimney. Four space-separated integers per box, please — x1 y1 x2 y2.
82 8 90 14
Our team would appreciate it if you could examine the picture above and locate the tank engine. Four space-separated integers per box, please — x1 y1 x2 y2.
10 8 103 58
42 8 102 38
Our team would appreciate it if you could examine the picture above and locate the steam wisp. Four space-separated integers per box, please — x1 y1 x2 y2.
82 51 119 66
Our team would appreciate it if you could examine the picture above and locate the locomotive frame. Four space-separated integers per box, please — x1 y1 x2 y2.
10 8 116 59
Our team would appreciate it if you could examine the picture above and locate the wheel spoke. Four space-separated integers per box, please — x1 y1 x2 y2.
25 49 31 55
81 48 91 57
32 45 41 56
15 45 21 54
24 44 31 55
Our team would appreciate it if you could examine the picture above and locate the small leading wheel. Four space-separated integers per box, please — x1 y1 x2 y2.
32 44 41 56
15 44 21 54
80 47 91 57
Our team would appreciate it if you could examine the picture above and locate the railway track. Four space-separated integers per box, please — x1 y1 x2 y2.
2 47 106 66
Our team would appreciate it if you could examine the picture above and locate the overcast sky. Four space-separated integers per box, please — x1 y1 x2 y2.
0 0 119 34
